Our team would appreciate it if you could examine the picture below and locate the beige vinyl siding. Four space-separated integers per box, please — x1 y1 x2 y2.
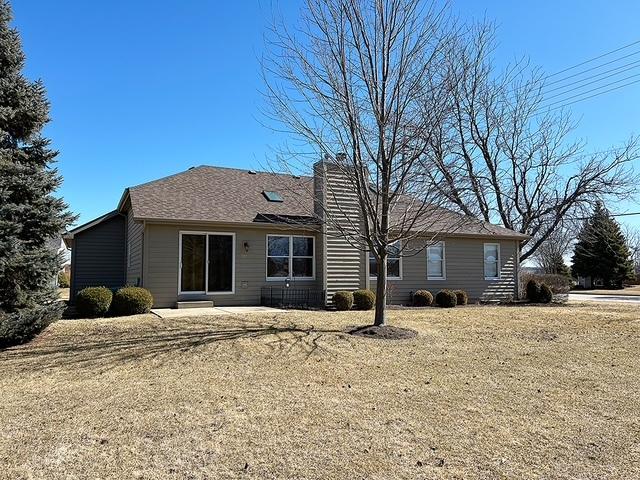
371 237 519 304
314 162 366 302
126 208 144 286
144 223 323 308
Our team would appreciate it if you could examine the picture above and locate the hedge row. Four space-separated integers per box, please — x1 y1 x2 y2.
413 289 468 308
75 286 154 318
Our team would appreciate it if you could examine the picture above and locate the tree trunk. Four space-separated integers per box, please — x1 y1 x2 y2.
374 254 387 326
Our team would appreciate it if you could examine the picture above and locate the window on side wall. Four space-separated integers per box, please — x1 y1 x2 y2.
369 241 402 280
484 243 500 280
427 241 445 280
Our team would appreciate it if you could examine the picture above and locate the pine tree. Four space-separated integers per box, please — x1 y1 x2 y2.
0 0 74 346
571 202 634 288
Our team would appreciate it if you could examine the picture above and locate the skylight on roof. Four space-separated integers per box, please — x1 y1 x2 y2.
263 190 284 202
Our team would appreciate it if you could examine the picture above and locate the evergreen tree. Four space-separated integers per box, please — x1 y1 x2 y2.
0 0 74 346
571 202 634 288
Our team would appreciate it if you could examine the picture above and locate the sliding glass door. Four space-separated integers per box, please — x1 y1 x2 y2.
181 234 206 292
208 234 233 292
180 232 235 294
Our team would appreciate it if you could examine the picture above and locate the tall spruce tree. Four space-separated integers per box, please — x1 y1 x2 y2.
0 0 74 346
571 202 634 288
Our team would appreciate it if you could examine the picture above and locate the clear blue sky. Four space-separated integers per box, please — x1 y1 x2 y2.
11 0 640 228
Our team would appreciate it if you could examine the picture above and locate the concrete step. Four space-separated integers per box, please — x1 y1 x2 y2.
176 300 214 309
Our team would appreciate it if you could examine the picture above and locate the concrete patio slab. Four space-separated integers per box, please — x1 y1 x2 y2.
151 306 287 319
215 306 287 314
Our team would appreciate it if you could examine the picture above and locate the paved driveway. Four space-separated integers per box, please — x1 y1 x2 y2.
568 293 640 304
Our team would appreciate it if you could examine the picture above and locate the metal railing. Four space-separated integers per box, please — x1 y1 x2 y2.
260 287 326 309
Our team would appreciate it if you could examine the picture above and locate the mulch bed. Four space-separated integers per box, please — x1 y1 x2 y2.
348 324 417 340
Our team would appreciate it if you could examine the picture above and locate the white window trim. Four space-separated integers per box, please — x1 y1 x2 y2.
266 234 316 281
369 241 403 281
178 231 236 295
484 242 501 280
427 241 446 280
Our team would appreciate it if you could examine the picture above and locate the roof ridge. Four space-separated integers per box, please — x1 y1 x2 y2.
129 164 311 191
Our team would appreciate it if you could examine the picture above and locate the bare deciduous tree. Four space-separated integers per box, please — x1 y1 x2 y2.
532 224 575 275
262 0 465 326
623 224 640 280
423 24 640 262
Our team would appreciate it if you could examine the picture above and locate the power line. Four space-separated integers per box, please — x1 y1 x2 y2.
543 59 640 95
546 39 640 79
536 77 640 112
543 49 640 88
542 72 640 105
612 212 640 217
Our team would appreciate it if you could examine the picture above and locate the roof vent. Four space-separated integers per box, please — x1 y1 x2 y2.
262 190 284 202
248 170 257 175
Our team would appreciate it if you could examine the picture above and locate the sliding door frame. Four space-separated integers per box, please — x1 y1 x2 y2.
178 231 236 295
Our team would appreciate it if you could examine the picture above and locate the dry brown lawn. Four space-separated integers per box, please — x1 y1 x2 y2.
1 303 639 479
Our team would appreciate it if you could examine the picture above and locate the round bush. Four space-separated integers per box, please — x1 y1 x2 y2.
111 287 154 316
353 289 376 310
538 283 553 304
526 279 542 302
435 289 457 308
333 291 354 311
76 287 112 318
454 290 468 306
413 290 433 307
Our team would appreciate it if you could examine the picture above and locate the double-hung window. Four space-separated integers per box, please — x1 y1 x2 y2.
179 232 235 294
427 241 445 280
266 235 315 280
369 241 402 279
483 243 500 280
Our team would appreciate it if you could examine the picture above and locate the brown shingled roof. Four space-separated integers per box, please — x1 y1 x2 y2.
126 165 315 224
122 165 528 240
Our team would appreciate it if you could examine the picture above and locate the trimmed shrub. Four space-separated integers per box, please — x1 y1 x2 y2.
521 273 573 294
454 289 468 306
413 290 433 307
353 289 376 310
435 289 457 308
333 291 354 311
76 286 112 318
538 283 553 304
0 303 63 348
111 287 154 316
58 271 70 288
526 279 542 302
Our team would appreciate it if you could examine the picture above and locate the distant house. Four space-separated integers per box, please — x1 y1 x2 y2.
47 237 71 286
63 162 529 308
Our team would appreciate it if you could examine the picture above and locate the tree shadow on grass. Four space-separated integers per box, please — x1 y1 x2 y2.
1 315 352 372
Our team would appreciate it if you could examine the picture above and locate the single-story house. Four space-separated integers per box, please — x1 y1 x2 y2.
64 161 529 308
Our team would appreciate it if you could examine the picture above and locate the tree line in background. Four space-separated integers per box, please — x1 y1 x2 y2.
532 202 638 288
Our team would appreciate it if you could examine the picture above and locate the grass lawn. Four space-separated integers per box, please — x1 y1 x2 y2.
1 303 639 479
